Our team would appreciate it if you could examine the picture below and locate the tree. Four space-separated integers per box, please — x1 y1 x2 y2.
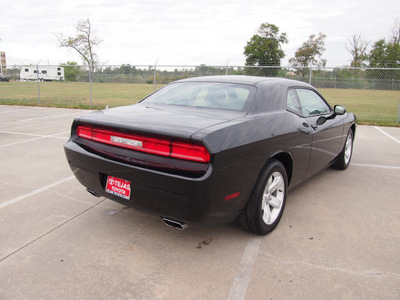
368 19 400 68
366 19 400 81
120 64 137 75
391 17 400 45
57 19 102 72
61 61 82 81
367 39 400 81
366 20 400 82
289 33 326 77
243 23 288 76
346 33 370 67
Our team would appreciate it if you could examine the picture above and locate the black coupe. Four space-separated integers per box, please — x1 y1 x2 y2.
64 76 356 235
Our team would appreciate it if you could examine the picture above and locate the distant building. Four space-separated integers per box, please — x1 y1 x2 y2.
0 52 6 74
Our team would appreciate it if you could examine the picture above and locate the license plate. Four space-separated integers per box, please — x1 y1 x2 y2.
105 176 131 200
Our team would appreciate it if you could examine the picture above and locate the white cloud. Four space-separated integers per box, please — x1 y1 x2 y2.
1 0 399 67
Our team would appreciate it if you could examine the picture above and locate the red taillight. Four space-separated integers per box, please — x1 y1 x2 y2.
76 126 210 163
76 126 92 139
171 142 210 163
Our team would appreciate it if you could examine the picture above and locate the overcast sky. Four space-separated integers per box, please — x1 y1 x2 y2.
1 0 399 67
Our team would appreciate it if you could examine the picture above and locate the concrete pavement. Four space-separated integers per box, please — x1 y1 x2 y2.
0 105 399 299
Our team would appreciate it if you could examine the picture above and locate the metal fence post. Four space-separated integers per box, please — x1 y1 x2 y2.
36 61 41 105
309 67 312 85
397 102 400 124
154 60 158 91
89 63 92 108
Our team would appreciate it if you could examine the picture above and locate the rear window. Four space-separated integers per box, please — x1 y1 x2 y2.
142 82 256 111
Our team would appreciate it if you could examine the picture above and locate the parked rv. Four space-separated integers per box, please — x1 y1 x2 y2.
20 66 65 81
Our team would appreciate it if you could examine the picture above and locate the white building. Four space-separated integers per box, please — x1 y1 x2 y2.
0 51 6 74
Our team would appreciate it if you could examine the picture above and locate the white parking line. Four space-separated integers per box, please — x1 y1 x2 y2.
0 131 69 148
374 127 400 144
0 130 69 138
352 163 400 170
228 236 261 300
0 109 29 114
0 176 75 209
0 112 81 125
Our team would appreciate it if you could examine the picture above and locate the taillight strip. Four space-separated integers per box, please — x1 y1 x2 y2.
76 126 210 163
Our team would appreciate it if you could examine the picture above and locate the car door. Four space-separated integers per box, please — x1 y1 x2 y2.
285 88 313 187
295 88 344 176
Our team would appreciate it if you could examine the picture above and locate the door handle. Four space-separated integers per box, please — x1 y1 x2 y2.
299 122 310 134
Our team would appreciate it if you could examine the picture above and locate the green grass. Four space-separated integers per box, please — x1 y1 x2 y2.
320 89 400 126
0 82 158 109
1 81 399 126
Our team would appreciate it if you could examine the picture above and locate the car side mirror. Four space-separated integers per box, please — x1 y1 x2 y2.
314 105 346 128
334 105 346 115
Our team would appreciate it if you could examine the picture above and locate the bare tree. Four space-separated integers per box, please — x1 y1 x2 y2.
345 33 370 67
391 17 400 45
57 19 102 72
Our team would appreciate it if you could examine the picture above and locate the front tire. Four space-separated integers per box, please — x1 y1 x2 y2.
239 159 288 235
332 129 354 170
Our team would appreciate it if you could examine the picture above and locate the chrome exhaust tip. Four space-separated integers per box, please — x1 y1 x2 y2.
86 188 100 197
161 217 188 230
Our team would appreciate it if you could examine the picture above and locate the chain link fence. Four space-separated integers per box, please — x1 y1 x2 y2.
4 63 400 90
1 64 400 125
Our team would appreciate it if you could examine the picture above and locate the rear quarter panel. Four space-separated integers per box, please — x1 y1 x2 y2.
192 111 313 210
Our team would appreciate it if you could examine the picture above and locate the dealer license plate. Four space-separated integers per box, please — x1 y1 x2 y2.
105 176 131 200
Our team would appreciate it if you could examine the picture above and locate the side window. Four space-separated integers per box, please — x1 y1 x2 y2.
296 89 331 117
286 89 302 115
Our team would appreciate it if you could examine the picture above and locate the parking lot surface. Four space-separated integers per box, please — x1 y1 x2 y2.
0 105 399 299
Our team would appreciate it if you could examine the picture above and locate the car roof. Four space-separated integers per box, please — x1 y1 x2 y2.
176 75 312 88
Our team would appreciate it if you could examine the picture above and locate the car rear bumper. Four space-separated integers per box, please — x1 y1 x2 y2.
64 141 254 226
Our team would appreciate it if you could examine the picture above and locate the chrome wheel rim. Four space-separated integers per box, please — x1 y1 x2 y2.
261 171 285 225
344 132 353 165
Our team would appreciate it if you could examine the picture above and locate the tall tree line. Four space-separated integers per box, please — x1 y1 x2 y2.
243 19 400 74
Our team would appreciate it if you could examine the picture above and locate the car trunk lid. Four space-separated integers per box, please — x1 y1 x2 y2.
77 103 245 140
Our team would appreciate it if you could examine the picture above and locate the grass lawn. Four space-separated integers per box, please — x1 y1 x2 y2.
0 82 158 109
1 81 399 126
321 88 400 126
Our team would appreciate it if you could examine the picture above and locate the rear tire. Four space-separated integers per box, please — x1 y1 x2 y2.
239 159 288 235
332 129 354 170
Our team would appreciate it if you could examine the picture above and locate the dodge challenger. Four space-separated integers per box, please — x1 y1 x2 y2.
64 76 356 235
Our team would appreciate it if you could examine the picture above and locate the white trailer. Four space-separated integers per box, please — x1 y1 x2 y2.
20 66 65 81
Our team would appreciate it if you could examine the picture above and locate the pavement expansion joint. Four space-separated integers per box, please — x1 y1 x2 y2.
263 252 400 279
0 199 106 264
